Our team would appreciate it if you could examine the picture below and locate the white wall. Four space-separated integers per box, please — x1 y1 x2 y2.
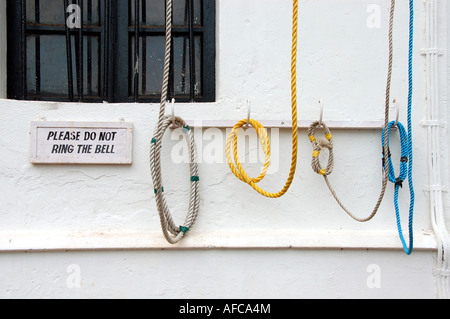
0 250 437 299
0 0 448 299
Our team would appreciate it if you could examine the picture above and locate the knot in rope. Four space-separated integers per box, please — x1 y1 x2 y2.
308 121 334 176
316 138 333 152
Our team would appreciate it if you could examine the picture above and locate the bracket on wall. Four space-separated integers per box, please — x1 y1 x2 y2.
420 48 444 56
419 119 447 128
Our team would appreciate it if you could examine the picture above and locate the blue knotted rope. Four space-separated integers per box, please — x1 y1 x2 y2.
382 121 414 255
382 0 415 255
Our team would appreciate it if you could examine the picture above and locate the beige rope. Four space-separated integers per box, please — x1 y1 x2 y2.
150 0 200 244
307 0 396 222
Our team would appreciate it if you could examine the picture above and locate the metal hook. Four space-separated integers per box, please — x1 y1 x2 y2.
245 99 251 129
393 98 400 127
170 98 177 129
318 99 324 126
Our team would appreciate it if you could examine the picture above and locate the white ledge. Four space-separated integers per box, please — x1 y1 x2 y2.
184 120 386 130
0 229 437 252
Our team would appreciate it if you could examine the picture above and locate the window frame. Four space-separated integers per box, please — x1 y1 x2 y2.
6 0 216 103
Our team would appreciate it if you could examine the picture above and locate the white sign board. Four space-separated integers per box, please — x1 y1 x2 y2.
30 121 133 165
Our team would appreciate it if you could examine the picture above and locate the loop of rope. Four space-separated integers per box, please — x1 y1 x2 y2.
150 116 200 244
150 0 200 244
382 0 415 255
307 120 389 223
382 121 414 254
382 122 408 188
225 0 299 199
307 121 334 177
226 119 272 185
307 0 396 222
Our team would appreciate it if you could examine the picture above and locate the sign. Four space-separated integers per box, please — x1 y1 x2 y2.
30 121 133 165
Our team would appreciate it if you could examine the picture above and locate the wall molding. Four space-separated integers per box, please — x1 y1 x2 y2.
0 229 437 252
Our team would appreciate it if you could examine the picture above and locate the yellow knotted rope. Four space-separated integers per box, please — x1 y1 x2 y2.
225 0 299 199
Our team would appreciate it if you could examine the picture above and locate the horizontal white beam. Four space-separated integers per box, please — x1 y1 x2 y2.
184 120 386 130
0 229 437 252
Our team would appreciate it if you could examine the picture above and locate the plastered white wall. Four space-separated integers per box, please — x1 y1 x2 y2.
0 0 448 298
0 250 437 299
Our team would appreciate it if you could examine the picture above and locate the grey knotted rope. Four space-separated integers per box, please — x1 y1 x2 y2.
150 0 200 244
307 0 395 222
308 121 335 177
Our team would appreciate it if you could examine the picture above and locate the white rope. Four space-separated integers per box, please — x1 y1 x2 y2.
150 0 200 244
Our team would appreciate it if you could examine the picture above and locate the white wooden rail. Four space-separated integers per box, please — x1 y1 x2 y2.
182 120 387 130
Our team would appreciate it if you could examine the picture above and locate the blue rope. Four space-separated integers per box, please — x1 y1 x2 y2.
382 0 415 255
382 122 413 254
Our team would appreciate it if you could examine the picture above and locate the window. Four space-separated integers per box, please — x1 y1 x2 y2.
7 0 216 103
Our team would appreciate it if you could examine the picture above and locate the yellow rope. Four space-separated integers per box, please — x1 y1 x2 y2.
225 0 299 199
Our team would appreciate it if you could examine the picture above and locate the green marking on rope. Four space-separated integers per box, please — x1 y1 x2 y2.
180 226 190 234
154 187 165 194
182 125 191 133
151 138 157 144
191 176 200 182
